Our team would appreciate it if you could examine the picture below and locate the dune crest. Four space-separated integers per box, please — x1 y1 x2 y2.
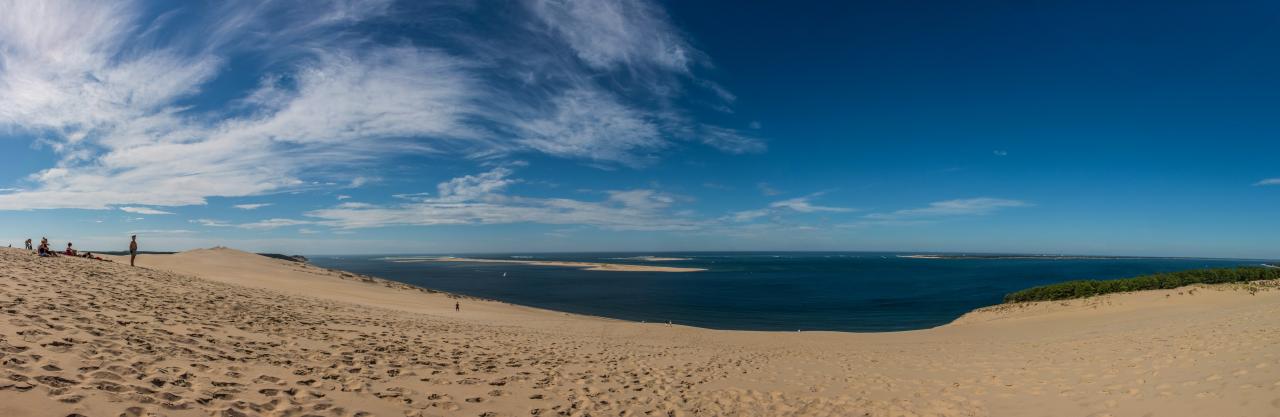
5 247 1280 416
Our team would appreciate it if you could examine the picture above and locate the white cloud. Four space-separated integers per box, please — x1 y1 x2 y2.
436 167 518 202
127 229 197 235
119 206 174 215
307 167 699 231
695 125 766 154
726 193 854 223
837 219 934 228
516 88 665 166
0 0 764 214
237 218 314 230
993 150 1008 156
0 1 221 138
607 189 675 210
527 0 696 72
336 195 352 200
191 217 311 230
233 203 272 210
0 2 479 211
864 198 1029 220
233 47 478 147
1254 178 1280 186
392 192 432 201
769 194 855 213
190 218 232 227
728 208 770 222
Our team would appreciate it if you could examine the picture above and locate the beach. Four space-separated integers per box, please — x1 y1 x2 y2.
2 247 1279 417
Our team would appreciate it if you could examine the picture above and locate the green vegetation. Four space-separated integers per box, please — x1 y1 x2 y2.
258 253 309 263
1004 266 1280 303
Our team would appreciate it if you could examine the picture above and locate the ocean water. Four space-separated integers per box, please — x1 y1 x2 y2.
309 252 1265 332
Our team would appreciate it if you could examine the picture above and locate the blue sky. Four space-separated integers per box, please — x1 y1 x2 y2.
0 0 1277 258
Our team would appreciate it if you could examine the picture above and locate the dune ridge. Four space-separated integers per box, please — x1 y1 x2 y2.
3 247 1280 416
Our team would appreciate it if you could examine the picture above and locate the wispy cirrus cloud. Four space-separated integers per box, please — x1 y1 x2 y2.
694 125 767 154
190 218 312 230
127 229 197 235
0 1 480 210
233 203 272 210
863 198 1029 221
306 167 700 231
727 193 854 223
1254 178 1280 186
769 194 856 213
527 0 697 73
515 88 665 166
728 209 771 222
0 0 761 213
237 218 315 230
190 219 232 228
119 206 174 215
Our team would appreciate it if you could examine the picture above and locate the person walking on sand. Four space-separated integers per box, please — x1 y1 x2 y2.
129 235 138 266
455 301 460 312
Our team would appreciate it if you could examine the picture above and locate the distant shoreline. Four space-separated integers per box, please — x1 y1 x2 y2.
384 256 707 272
606 256 692 262
897 254 1249 260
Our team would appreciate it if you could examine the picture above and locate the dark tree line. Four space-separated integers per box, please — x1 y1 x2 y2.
1004 266 1280 303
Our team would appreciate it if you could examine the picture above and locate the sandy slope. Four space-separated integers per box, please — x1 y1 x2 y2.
3 248 1280 417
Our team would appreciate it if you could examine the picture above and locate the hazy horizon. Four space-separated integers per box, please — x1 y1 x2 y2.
2 0 1277 259
24 243 1278 262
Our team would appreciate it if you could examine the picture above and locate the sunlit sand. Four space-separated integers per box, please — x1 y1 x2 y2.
1 247 1277 416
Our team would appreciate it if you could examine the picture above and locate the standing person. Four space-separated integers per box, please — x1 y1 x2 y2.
24 239 32 250
455 301 460 312
129 235 138 266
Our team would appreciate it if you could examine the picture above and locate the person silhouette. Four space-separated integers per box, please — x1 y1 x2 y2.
129 235 138 266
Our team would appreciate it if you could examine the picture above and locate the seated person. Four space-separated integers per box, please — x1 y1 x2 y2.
64 243 77 256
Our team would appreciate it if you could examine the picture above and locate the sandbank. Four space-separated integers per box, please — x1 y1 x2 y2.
389 256 706 272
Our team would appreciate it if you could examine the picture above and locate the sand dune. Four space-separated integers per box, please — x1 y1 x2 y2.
4 248 1280 417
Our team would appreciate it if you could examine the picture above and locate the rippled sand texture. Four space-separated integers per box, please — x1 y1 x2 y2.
2 247 1279 417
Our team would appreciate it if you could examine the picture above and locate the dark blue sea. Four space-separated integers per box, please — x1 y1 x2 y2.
308 252 1268 332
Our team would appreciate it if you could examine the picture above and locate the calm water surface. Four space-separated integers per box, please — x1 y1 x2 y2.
309 252 1265 332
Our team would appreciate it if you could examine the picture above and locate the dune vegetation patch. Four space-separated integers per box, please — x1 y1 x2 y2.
1004 266 1280 303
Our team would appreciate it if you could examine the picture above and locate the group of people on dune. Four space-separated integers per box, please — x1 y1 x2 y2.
24 235 139 265
27 237 101 260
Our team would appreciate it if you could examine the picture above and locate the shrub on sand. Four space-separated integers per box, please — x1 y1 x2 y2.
1004 266 1280 303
